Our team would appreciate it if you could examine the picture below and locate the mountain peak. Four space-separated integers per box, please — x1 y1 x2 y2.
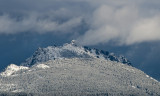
21 41 131 67
71 40 77 45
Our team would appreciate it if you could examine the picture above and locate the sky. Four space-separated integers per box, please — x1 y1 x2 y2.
0 0 160 80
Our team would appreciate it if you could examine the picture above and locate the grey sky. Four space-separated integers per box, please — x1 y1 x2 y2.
0 0 160 45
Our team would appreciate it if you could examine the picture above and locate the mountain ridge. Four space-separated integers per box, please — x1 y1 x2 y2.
21 40 131 67
0 40 160 96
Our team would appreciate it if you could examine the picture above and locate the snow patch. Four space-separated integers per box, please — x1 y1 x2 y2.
0 64 29 77
62 43 86 55
150 77 159 82
146 75 158 82
146 75 149 78
12 89 23 93
36 64 50 69
132 86 136 89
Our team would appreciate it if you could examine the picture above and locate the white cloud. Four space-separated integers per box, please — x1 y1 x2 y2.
77 4 139 45
77 1 160 45
126 15 160 44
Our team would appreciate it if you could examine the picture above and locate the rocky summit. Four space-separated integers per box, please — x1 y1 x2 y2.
21 40 131 67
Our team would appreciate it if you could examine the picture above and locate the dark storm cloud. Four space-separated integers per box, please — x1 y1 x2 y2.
0 0 91 34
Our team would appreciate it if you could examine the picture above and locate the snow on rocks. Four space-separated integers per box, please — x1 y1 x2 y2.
36 64 50 69
131 86 136 89
146 75 150 78
0 64 29 77
146 74 159 82
0 58 160 95
21 40 131 67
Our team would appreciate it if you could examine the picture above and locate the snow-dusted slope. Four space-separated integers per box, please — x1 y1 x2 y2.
0 58 160 96
0 64 29 77
21 40 131 67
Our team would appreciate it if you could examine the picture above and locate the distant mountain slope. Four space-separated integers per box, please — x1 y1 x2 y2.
0 58 160 96
21 40 131 67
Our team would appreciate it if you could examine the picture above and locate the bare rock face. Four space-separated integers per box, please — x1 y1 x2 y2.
0 58 160 96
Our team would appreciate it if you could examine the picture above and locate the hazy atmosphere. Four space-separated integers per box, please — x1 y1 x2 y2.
0 0 160 80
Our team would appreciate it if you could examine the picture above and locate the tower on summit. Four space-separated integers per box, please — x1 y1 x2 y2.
71 40 77 46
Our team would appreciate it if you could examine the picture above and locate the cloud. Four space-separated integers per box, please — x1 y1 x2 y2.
77 1 160 45
77 4 138 45
126 15 160 44
0 13 83 34
0 0 88 34
0 0 160 45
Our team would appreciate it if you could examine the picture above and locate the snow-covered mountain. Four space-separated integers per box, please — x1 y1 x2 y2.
0 40 160 96
21 40 131 67
0 58 160 96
